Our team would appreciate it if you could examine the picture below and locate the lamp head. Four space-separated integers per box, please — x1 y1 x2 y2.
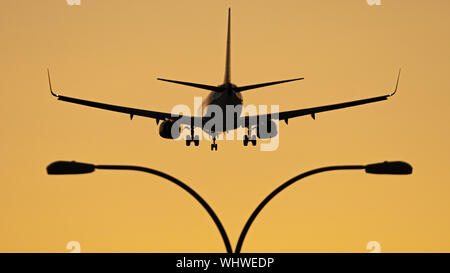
47 161 95 175
365 161 412 175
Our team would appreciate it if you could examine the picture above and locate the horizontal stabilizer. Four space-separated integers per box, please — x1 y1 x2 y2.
236 77 304 92
157 78 221 92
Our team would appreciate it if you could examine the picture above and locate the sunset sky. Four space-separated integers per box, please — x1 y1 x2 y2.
1 0 450 252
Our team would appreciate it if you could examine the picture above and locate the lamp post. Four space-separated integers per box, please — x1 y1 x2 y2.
47 161 233 254
47 160 412 253
234 161 412 253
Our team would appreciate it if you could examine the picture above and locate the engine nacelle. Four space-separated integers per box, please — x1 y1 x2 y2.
159 120 181 139
256 119 278 139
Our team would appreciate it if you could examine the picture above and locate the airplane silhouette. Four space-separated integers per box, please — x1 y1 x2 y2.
48 8 401 151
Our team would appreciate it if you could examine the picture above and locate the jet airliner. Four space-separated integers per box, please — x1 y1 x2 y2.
48 8 401 151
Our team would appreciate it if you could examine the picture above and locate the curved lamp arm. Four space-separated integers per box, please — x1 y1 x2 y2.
234 165 365 253
95 165 233 253
47 161 232 253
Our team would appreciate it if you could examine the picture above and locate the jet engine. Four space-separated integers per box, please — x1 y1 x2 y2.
159 120 181 139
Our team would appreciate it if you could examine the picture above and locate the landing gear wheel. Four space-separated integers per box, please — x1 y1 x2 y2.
186 135 191 146
243 135 249 146
193 135 200 146
243 135 256 146
250 136 257 146
186 135 199 147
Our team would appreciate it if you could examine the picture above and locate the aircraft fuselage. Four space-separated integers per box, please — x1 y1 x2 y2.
203 83 243 125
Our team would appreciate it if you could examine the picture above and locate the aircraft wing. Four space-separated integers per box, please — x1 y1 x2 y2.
52 93 209 126
245 69 401 124
277 94 391 121
47 70 202 125
243 94 390 125
55 94 171 120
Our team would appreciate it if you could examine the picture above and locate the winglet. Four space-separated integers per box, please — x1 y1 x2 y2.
390 68 401 97
47 68 58 97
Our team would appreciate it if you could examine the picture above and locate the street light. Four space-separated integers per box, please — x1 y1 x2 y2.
47 160 233 254
47 160 412 253
234 161 412 253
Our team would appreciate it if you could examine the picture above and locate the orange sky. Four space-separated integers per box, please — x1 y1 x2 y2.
1 0 450 252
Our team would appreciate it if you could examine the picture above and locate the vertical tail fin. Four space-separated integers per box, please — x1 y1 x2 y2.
224 8 231 84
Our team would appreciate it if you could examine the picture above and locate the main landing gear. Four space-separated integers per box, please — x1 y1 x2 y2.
243 135 257 146
185 127 199 147
186 135 199 146
243 127 257 147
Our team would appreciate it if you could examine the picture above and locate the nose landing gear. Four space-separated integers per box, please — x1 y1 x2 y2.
211 136 218 151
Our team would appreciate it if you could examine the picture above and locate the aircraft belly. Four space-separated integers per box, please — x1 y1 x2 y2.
203 92 243 134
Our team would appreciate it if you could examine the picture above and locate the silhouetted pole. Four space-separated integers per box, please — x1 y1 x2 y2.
47 161 233 253
234 162 412 253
